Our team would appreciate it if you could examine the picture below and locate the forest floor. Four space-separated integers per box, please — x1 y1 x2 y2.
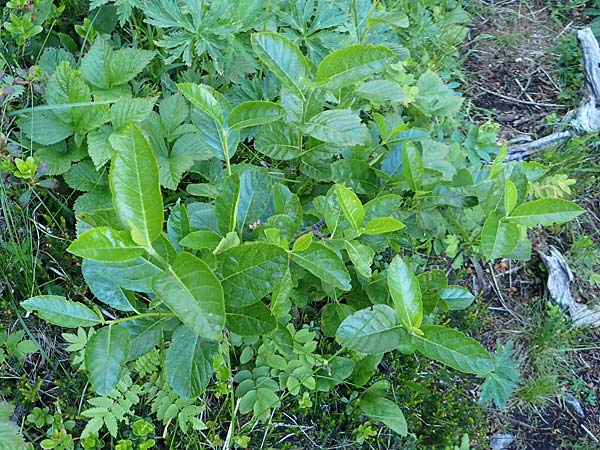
463 1 600 449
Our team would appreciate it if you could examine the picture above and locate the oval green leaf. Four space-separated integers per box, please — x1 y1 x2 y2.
480 210 520 261
304 109 369 147
335 184 364 232
504 178 518 214
358 397 408 436
402 141 423 192
68 227 144 262
292 242 351 291
316 45 395 90
151 252 225 340
291 232 313 253
22 295 101 328
363 217 405 235
387 256 423 331
177 82 223 125
179 230 222 250
336 305 405 354
226 302 276 336
344 240 374 279
251 32 311 99
228 101 285 130
440 285 475 310
165 325 218 398
412 325 493 375
110 123 164 247
217 243 288 307
507 198 584 227
85 325 130 395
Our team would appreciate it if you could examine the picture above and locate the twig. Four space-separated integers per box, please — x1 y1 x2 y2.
581 424 600 443
291 219 327 243
488 263 523 323
476 84 567 108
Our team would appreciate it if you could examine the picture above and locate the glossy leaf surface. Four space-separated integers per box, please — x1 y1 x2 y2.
110 123 164 247
387 256 423 331
412 325 493 374
336 305 404 353
68 227 144 262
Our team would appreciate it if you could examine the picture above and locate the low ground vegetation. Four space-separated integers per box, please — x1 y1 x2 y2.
1 1 599 449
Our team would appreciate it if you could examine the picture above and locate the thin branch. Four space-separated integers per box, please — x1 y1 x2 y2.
291 219 327 243
476 84 567 108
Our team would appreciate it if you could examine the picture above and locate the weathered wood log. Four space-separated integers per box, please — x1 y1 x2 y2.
506 27 600 160
537 245 600 328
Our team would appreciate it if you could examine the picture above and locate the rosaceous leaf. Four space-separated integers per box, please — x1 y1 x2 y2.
292 242 351 291
304 109 369 147
358 397 407 436
387 256 423 332
165 325 218 398
151 252 225 340
0 402 27 450
68 227 144 262
412 325 493 375
316 45 395 90
21 295 101 328
177 82 224 125
507 198 584 227
110 123 164 247
218 243 288 307
336 305 404 353
335 184 364 232
251 32 311 99
226 302 276 336
228 101 285 130
480 211 519 260
17 110 74 145
85 325 130 395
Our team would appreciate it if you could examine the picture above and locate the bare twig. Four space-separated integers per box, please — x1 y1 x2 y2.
291 219 327 243
488 263 523 323
476 84 567 108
